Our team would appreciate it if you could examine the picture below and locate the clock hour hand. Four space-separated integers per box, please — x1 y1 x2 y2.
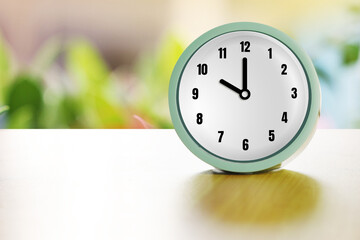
219 79 242 94
219 78 251 100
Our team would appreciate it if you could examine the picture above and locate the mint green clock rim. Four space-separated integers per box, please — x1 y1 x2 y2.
169 22 320 173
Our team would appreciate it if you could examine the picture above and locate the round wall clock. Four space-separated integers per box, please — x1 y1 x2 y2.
169 22 320 173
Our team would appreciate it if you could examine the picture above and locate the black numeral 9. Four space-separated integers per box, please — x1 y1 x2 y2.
192 88 199 99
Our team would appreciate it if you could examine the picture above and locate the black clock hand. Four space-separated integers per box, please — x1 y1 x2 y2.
240 57 251 100
219 79 242 94
242 57 248 91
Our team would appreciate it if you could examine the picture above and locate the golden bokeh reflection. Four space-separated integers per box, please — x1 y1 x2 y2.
190 169 321 225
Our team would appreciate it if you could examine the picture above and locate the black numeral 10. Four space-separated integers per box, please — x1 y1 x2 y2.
197 64 208 75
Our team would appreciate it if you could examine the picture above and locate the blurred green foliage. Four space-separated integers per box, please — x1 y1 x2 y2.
342 43 359 65
0 33 184 128
6 74 43 128
312 4 360 128
0 105 8 115
134 34 184 128
0 35 11 104
65 39 128 128
1 7 359 129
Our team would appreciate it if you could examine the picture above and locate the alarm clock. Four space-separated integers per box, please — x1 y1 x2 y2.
169 22 320 173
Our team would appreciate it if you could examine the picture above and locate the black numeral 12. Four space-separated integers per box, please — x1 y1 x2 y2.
240 41 250 52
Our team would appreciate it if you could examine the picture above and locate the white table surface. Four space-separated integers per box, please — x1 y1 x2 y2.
0 129 359 240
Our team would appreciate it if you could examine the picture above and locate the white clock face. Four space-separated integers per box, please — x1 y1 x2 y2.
178 31 309 161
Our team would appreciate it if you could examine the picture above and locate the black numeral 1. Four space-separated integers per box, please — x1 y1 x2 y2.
218 131 224 142
282 112 288 123
268 48 272 59
197 64 208 75
242 139 249 151
218 48 226 59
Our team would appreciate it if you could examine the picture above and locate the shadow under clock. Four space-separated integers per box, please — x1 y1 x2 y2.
188 169 321 225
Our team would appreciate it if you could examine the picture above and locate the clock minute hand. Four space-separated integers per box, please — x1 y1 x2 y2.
239 57 251 100
219 79 242 94
242 57 248 91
